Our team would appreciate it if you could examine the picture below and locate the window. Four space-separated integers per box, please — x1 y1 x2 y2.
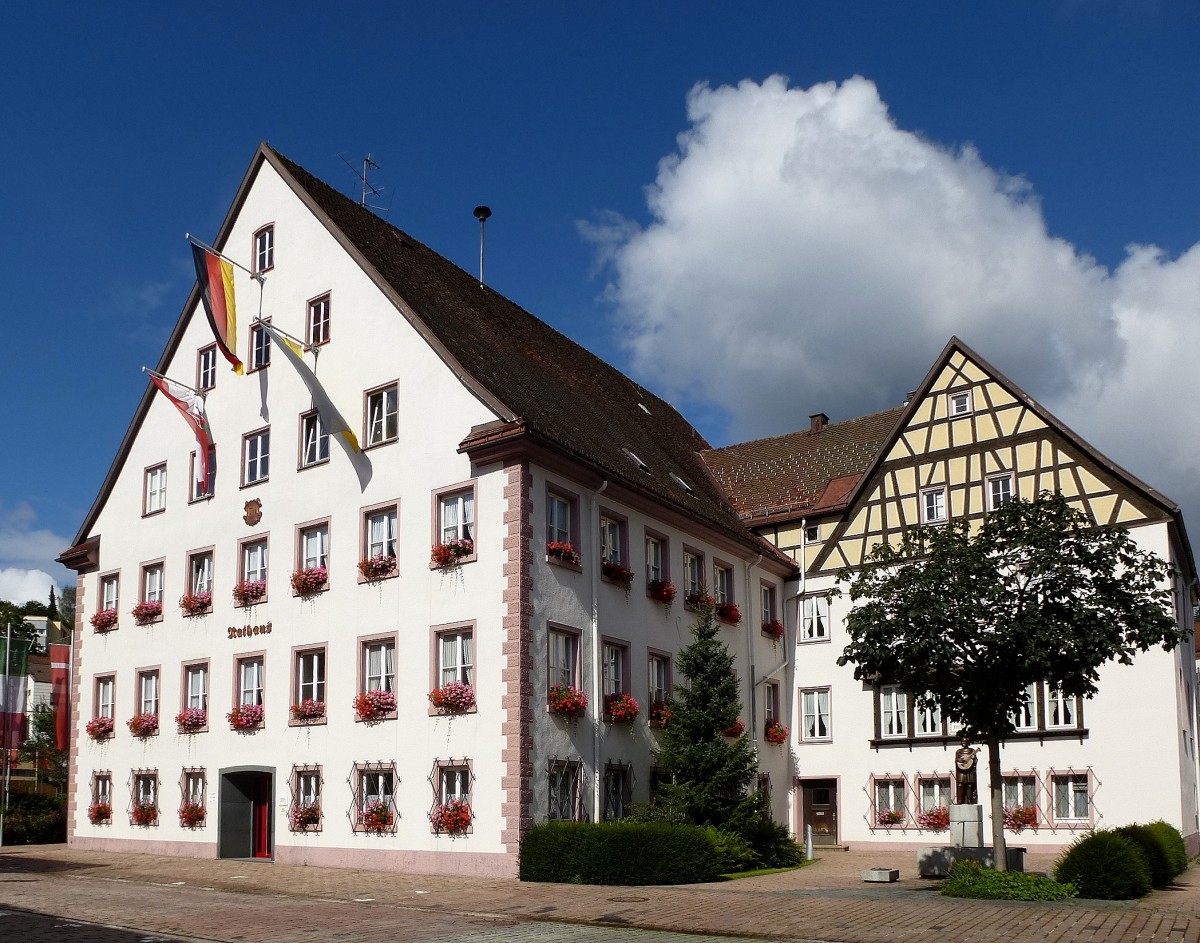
249 322 271 371
764 680 780 725
141 562 164 606
438 763 471 806
920 777 952 810
90 772 112 821
761 584 777 626
1046 683 1077 728
353 762 396 833
197 345 217 391
295 648 326 705
548 761 581 821
190 446 216 501
298 522 329 570
601 640 628 699
363 503 398 563
1010 682 1037 730
1053 773 1090 822
362 636 396 694
183 662 209 712
645 532 666 584
182 768 206 823
100 573 120 612
188 550 214 596
713 563 733 605
243 429 270 485
365 383 398 447
307 293 330 347
241 538 268 585
600 514 625 566
546 491 572 545
437 626 473 686
133 770 158 811
237 655 265 707
875 778 905 817
880 685 908 738
548 627 578 690
291 766 322 830
648 652 670 706
921 488 946 524
96 675 115 720
914 696 942 737
254 225 274 273
801 688 831 741
1003 774 1037 809
802 595 829 641
948 389 973 416
137 669 160 717
603 763 632 821
805 524 820 542
683 550 703 596
988 474 1013 510
300 411 329 468
144 464 167 515
439 487 475 543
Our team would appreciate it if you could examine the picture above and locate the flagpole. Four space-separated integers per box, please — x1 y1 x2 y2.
185 233 264 283
252 318 311 354
0 619 11 846
141 366 205 398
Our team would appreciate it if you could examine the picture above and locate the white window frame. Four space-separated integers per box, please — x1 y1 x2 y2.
875 778 905 814
645 533 665 584
1045 683 1077 729
549 628 578 690
440 489 475 543
296 649 326 703
101 575 120 612
363 638 396 694
914 696 942 737
880 685 908 739
438 628 473 687
142 564 164 605
1003 774 1037 809
801 688 831 742
300 524 329 570
547 493 571 545
600 516 623 565
601 641 626 698
988 474 1014 510
602 763 632 821
249 322 271 371
365 384 398 447
138 670 159 716
761 584 777 625
197 345 217 391
366 506 398 559
440 766 470 805
801 595 829 641
713 564 733 605
238 657 265 707
185 664 208 711
1052 773 1090 822
948 389 973 416
189 551 213 595
1010 682 1037 730
683 550 703 596
242 539 268 584
307 293 330 347
919 777 952 810
300 411 329 468
254 225 274 273
97 676 115 719
243 429 270 485
920 487 946 524
144 464 167 515
548 761 580 821
648 653 670 705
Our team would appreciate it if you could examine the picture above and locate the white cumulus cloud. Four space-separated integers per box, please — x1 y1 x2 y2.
0 568 60 606
591 75 1200 528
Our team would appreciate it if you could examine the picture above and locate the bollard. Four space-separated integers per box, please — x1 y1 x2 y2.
806 824 814 861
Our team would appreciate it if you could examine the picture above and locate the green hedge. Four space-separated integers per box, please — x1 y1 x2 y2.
1 793 66 845
1145 821 1188 877
1055 830 1152 900
520 821 720 885
1116 824 1173 888
941 860 1076 901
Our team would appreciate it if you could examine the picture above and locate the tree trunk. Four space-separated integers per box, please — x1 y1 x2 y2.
987 738 1008 871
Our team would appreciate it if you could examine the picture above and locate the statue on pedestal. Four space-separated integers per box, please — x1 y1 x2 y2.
954 737 981 804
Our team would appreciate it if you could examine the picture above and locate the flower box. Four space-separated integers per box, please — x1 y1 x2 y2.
354 689 397 722
685 592 715 612
1003 804 1039 831
86 716 115 740
761 619 785 641
604 691 640 722
127 712 159 738
179 801 205 828
548 683 588 718
650 700 673 727
175 707 207 733
290 802 321 830
723 719 746 738
91 608 119 632
359 800 394 834
647 580 677 607
132 802 158 827
716 602 742 625
227 703 264 731
431 538 474 570
232 580 266 606
358 554 397 582
432 799 472 835
132 600 163 625
546 541 581 565
876 808 904 827
290 699 326 721
601 559 634 584
764 721 789 744
180 592 212 617
917 805 950 831
429 680 476 713
87 802 112 825
291 566 328 597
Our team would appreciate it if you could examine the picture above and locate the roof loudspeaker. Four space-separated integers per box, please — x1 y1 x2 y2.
474 206 492 288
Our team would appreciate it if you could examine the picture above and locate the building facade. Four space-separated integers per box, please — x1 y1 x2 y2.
58 145 793 876
703 339 1200 853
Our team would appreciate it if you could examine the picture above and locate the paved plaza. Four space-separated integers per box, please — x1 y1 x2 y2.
1 845 1198 942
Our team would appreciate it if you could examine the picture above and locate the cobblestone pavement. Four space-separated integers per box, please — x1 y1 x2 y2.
1 845 1199 943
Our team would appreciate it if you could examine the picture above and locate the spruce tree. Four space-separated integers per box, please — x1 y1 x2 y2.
654 600 759 827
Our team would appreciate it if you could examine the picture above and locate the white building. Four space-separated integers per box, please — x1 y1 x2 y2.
702 339 1200 853
58 144 794 876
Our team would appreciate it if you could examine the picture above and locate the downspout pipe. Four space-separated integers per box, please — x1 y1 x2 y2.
745 553 762 750
590 480 608 823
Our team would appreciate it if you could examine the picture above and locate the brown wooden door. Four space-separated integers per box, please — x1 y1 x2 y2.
802 779 837 845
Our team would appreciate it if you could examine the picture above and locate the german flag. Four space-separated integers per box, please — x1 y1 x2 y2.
191 242 243 375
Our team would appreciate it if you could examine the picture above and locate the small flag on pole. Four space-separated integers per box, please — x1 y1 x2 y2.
191 242 244 375
0 632 31 750
50 643 71 751
148 373 215 492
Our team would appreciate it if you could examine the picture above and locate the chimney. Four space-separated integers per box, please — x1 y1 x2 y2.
809 413 829 433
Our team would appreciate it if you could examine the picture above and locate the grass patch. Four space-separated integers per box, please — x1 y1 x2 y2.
720 863 808 880
941 860 1077 901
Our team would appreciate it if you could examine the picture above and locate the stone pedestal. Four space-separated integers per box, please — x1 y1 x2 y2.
949 803 983 848
917 846 1027 878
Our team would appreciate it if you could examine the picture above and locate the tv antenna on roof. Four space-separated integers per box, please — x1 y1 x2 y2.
338 152 389 214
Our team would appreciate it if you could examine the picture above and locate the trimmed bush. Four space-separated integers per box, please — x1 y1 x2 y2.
520 821 720 885
1 793 66 844
941 860 1077 901
1055 830 1152 900
1116 824 1173 888
1146 820 1188 877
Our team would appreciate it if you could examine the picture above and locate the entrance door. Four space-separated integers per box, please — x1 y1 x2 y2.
802 779 838 845
219 770 273 859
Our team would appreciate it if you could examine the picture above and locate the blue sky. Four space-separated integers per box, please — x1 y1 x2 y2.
3 2 1199 600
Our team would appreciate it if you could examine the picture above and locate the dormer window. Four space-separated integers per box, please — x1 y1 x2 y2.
670 473 694 495
948 390 972 417
622 448 649 472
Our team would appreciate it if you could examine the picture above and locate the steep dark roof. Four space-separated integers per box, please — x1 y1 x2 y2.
700 408 905 522
269 148 776 555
